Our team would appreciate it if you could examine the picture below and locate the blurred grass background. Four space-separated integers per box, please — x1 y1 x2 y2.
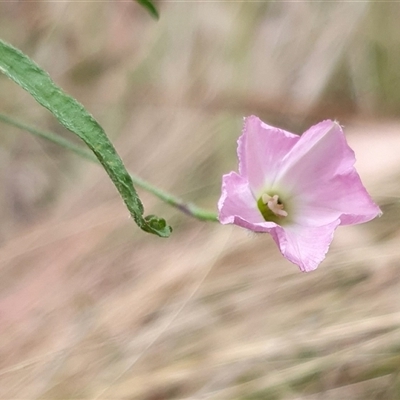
1 2 400 399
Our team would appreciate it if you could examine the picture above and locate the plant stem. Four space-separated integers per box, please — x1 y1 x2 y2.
0 113 219 222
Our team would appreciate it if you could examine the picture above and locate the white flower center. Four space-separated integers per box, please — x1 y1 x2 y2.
261 194 288 218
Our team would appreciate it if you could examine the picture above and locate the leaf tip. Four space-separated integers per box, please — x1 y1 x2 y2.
135 0 159 20
143 214 172 238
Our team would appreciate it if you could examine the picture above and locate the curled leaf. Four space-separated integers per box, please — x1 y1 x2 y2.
0 39 171 238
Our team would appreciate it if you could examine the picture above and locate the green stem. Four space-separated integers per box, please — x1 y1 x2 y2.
0 113 219 222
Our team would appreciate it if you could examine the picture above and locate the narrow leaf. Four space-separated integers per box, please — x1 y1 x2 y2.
136 0 159 19
0 39 171 237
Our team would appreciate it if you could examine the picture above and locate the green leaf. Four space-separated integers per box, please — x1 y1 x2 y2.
136 0 159 19
0 39 171 238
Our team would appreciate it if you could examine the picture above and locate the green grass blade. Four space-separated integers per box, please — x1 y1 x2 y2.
0 39 171 237
136 0 159 19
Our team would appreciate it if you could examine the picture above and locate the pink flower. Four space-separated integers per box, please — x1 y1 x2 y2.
218 116 381 272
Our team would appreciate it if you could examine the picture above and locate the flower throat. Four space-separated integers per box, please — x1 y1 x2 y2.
257 193 288 223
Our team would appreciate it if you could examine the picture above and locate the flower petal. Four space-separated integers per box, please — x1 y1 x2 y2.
218 171 277 232
276 120 353 193
238 116 299 197
294 170 382 226
272 220 341 272
276 120 381 226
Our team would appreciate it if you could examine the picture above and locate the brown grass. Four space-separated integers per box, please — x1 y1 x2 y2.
1 2 400 399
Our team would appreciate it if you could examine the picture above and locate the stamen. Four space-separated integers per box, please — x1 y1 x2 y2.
262 194 288 218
